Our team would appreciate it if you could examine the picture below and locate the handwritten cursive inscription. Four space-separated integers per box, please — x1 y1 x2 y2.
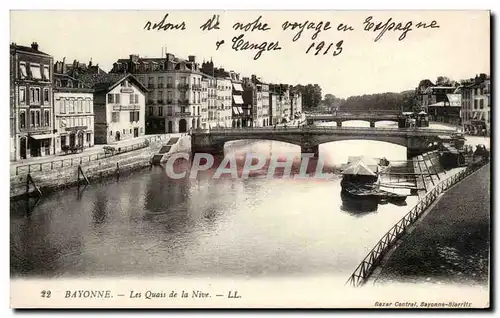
281 20 332 42
231 34 282 60
233 16 271 32
144 13 186 31
363 16 440 42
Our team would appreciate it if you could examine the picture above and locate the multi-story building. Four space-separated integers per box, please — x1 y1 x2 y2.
201 73 218 129
111 53 203 133
10 42 54 161
201 61 233 128
242 75 270 127
269 92 278 126
230 71 245 128
460 74 490 135
53 72 95 153
260 80 270 127
270 84 291 123
77 73 148 144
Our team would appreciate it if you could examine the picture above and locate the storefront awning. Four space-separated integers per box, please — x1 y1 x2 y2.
232 83 244 92
30 134 55 140
237 107 244 114
233 95 244 105
232 107 240 115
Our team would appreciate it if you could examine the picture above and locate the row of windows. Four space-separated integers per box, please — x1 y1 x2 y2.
111 111 141 123
18 110 50 129
19 62 50 81
54 78 85 88
57 99 92 114
59 116 92 129
140 76 202 86
108 93 140 104
19 86 50 105
147 106 198 116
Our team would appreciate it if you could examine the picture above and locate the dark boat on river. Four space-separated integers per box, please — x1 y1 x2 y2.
340 156 409 202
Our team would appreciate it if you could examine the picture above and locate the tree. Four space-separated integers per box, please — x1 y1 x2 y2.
436 76 453 86
295 84 322 109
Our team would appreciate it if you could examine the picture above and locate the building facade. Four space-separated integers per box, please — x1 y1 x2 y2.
53 73 95 153
269 92 278 126
78 73 147 144
10 42 54 161
230 71 245 128
111 54 204 133
461 74 490 135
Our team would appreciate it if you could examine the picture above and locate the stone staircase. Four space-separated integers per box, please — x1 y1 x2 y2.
151 137 181 165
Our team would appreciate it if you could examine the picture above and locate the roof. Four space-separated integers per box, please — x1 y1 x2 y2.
54 73 94 92
76 73 149 93
342 161 378 176
10 44 51 56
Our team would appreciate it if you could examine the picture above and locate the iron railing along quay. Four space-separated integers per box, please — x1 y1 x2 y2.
13 135 169 176
345 160 489 287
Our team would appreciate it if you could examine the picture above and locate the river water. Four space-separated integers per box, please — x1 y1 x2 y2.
11 121 435 281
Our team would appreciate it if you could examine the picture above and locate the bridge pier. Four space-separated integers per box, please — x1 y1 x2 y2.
301 145 319 158
336 120 342 127
370 121 376 128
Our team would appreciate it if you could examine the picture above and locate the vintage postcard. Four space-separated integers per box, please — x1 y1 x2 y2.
9 9 491 309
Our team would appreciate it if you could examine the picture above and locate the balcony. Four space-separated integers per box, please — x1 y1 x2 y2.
113 104 141 111
175 111 192 116
166 99 174 104
157 83 164 88
166 83 174 88
147 84 155 89
177 83 190 90
20 125 52 133
192 84 202 91
157 100 164 105
178 99 191 106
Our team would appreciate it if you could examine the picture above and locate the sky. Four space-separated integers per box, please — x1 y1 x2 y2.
10 10 490 98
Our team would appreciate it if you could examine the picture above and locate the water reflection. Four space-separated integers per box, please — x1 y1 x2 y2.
11 121 423 279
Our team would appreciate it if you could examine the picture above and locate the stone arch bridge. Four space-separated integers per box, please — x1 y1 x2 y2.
190 126 455 159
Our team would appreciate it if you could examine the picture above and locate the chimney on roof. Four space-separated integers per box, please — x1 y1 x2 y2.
188 55 196 63
31 42 39 51
89 58 93 67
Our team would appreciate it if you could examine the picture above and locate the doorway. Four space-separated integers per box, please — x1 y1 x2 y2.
19 137 27 159
115 131 121 141
69 133 76 147
168 121 173 133
179 119 187 133
134 127 139 137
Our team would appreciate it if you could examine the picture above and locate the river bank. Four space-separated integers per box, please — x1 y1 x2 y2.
10 135 191 200
373 163 490 286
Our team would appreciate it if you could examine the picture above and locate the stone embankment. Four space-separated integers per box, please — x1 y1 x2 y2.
10 135 192 200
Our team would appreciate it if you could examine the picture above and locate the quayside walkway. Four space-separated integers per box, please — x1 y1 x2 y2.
373 163 490 286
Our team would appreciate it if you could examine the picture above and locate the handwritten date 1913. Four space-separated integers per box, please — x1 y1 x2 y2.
306 40 344 57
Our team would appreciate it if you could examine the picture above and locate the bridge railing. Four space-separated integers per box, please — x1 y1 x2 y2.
345 160 490 288
194 126 453 136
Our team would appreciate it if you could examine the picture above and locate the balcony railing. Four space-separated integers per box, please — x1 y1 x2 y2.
113 104 141 111
175 111 191 116
157 83 164 88
157 100 164 105
148 84 155 89
192 84 202 91
166 83 174 88
178 99 191 106
19 125 52 133
177 83 190 90
166 99 174 104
